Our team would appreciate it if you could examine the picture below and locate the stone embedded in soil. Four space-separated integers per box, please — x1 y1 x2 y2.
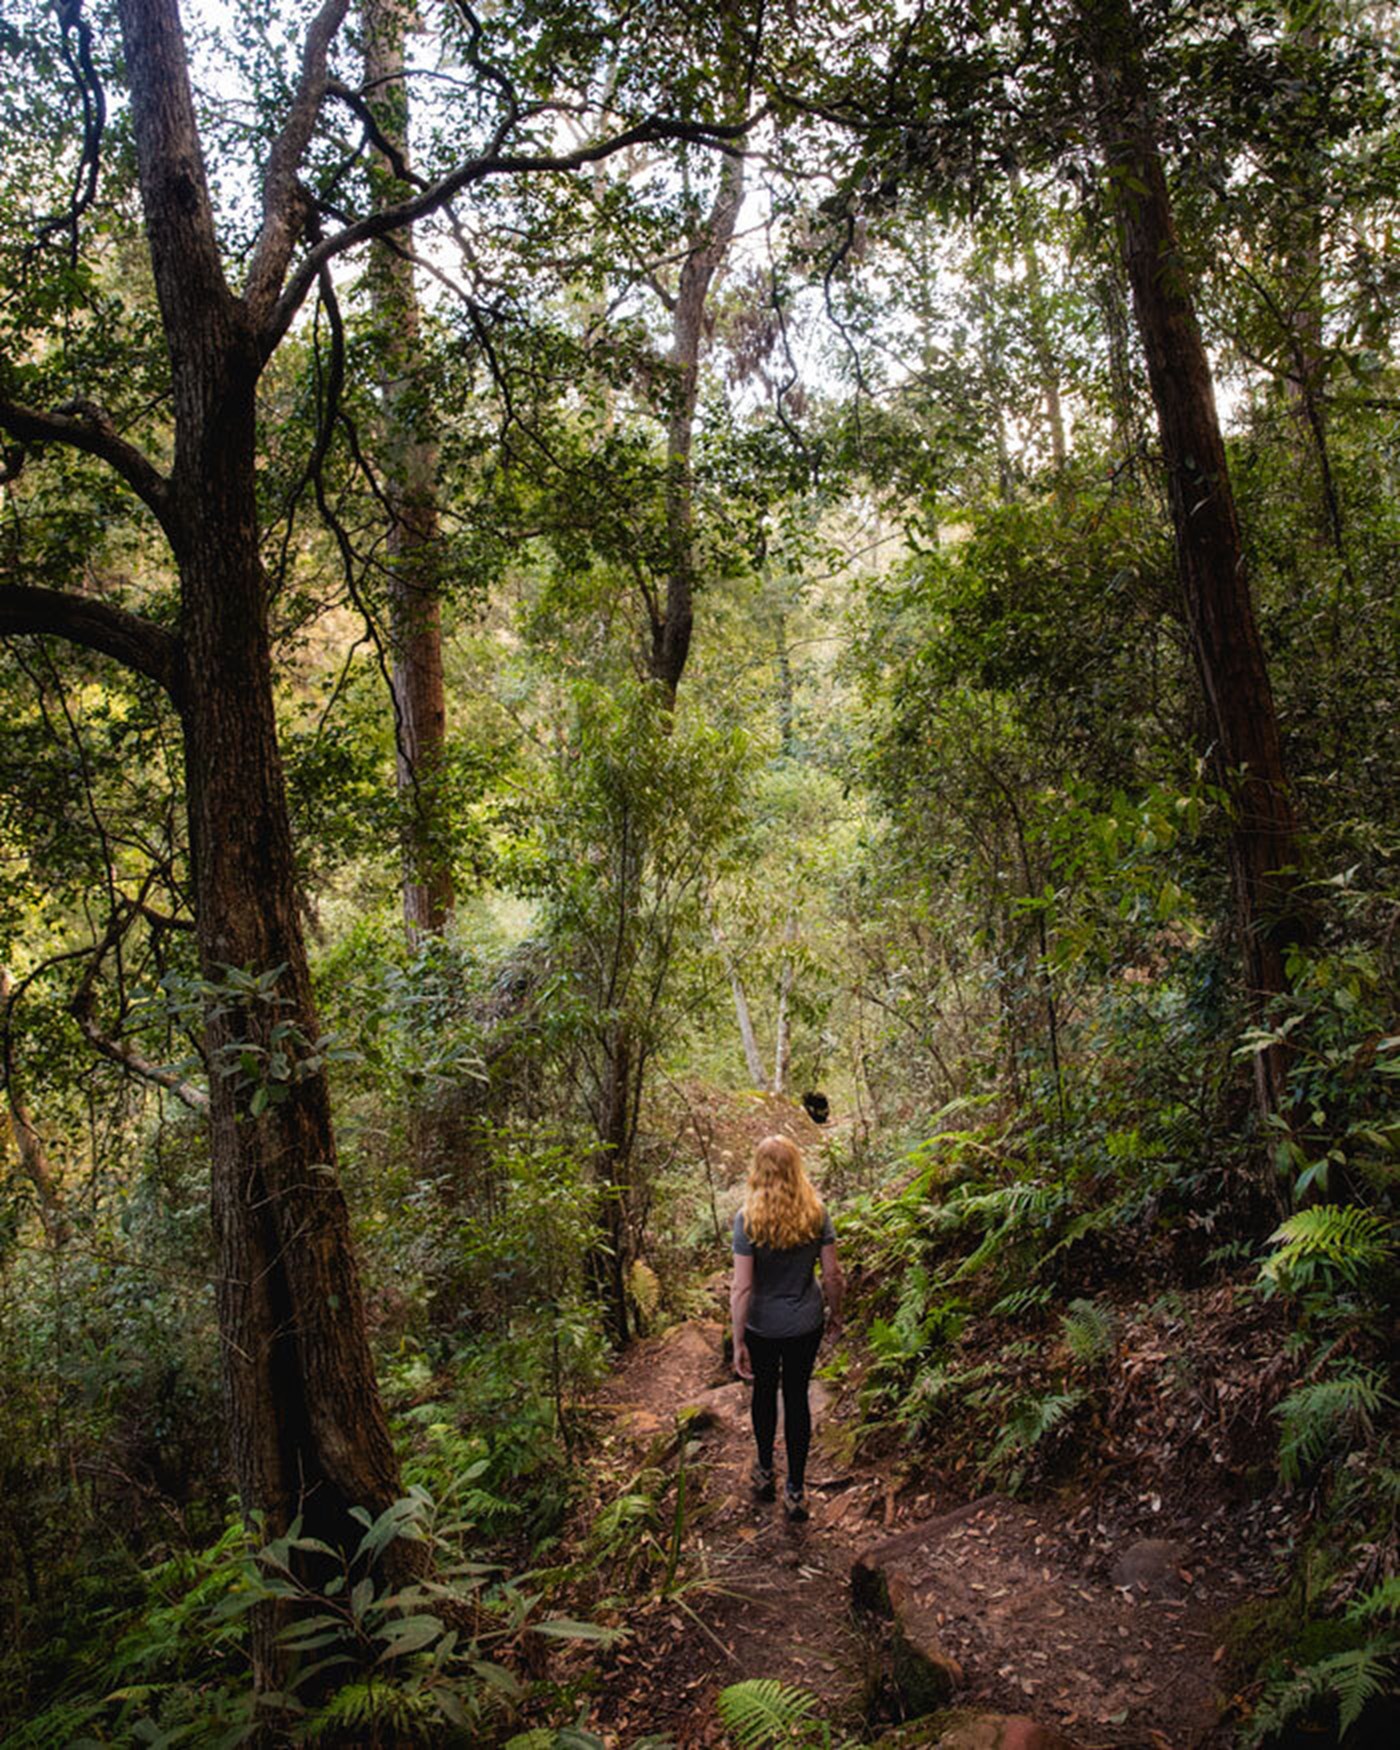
937 1715 1078 1750
887 1571 964 1710
619 1408 664 1442
679 1380 748 1430
1111 1538 1192 1598
657 1316 727 1379
852 1497 1017 1615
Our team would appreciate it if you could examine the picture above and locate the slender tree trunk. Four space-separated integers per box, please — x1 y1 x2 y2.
592 1028 632 1344
774 608 796 756
712 920 766 1084
1011 171 1068 472
588 139 744 1342
971 260 1017 503
771 909 797 1097
1096 258 1140 465
649 146 744 704
1 969 70 1245
1084 0 1310 1119
365 0 453 939
1280 3 1327 451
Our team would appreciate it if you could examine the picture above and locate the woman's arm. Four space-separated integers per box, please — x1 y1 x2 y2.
730 1250 755 1379
820 1241 844 1335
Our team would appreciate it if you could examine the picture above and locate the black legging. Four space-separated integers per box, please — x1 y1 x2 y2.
746 1325 824 1490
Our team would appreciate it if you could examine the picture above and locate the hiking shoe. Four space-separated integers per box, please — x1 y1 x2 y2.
752 1464 776 1502
784 1486 809 1523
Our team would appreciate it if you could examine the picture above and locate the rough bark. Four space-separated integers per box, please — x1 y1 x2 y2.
113 0 408 1685
1084 0 1310 1117
365 0 453 939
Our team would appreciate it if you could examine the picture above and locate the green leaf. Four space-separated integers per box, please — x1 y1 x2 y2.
530 1617 625 1644
374 1613 444 1660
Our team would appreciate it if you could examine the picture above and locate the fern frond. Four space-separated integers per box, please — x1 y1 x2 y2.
989 1284 1052 1318
304 1678 438 1742
1261 1205 1393 1296
1242 1639 1398 1744
1348 1577 1400 1623
1061 1297 1116 1364
1276 1370 1386 1485
716 1677 819 1748
982 1389 1085 1479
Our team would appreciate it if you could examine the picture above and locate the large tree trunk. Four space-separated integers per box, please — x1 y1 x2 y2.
114 0 409 1687
1084 0 1310 1119
365 0 453 939
173 408 407 1683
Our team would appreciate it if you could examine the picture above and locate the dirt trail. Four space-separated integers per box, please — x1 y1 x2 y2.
592 1317 878 1744
588 1317 1251 1749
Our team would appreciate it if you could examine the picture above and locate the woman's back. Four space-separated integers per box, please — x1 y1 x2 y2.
731 1206 834 1338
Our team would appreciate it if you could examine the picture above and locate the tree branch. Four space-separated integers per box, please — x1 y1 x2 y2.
0 396 172 531
0 584 182 703
68 909 209 1115
326 78 426 191
244 0 352 325
264 113 756 354
0 967 71 1244
70 999 209 1114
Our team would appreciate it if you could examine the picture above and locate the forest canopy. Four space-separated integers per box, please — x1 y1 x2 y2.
1 0 1397 1744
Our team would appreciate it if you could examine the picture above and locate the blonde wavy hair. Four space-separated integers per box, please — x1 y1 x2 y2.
743 1135 825 1250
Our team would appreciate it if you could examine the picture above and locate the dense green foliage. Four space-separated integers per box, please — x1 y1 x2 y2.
2 0 1399 1743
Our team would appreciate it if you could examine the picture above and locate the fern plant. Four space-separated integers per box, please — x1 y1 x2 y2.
981 1388 1085 1488
716 1679 831 1748
1275 1369 1388 1485
1259 1205 1393 1300
1061 1297 1116 1366
1241 1639 1399 1745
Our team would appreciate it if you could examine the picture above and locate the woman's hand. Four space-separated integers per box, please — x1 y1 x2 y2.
730 1252 754 1381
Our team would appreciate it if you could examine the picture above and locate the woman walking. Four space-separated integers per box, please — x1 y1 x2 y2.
730 1135 844 1522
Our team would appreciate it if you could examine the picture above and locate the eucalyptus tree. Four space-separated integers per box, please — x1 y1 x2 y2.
364 0 453 939
0 0 747 1676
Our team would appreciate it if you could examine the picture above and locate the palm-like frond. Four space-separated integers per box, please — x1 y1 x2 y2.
716 1678 820 1748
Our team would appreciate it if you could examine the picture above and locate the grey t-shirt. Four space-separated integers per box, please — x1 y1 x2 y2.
733 1206 836 1339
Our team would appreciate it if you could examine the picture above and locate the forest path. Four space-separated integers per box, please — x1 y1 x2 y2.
590 1316 879 1744
586 1317 1249 1749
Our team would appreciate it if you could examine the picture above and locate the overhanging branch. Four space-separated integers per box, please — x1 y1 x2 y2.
0 396 171 532
0 584 182 703
69 906 209 1116
264 113 757 354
